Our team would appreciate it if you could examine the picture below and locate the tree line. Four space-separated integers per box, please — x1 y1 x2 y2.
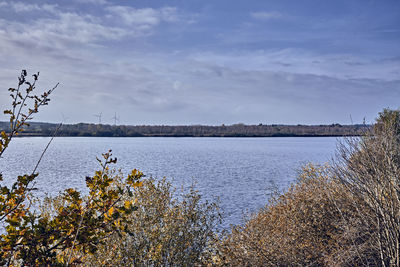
0 121 369 137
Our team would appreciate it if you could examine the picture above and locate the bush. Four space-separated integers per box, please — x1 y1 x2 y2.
218 165 348 266
78 177 222 266
0 71 143 266
334 108 400 266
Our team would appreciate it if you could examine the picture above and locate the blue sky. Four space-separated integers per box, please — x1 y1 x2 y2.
0 0 399 125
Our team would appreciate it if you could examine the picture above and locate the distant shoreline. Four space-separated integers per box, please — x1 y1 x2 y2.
9 134 359 138
0 121 370 138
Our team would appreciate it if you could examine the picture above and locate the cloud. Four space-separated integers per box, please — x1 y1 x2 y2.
160 7 180 22
9 2 41 12
74 0 108 5
190 50 400 82
173 81 182 90
0 1 58 14
0 43 398 125
250 11 282 20
0 4 167 53
0 3 184 52
106 6 179 27
0 14 128 51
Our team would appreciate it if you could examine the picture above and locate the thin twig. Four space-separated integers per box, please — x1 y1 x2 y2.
32 122 63 175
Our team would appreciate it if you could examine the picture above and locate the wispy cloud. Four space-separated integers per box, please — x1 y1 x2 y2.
106 6 180 27
0 1 58 13
250 11 282 20
74 0 108 5
190 49 400 81
0 14 127 50
0 2 185 51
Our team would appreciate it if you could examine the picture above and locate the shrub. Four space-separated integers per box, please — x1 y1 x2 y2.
0 71 143 266
78 177 222 266
217 164 377 266
334 108 400 266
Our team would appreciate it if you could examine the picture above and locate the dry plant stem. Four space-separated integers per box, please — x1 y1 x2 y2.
0 123 63 223
325 180 365 265
0 74 59 158
66 214 85 266
32 122 63 175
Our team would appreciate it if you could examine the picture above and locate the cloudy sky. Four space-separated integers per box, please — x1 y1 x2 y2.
0 0 399 125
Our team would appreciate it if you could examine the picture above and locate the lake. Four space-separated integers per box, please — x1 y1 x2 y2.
0 137 339 228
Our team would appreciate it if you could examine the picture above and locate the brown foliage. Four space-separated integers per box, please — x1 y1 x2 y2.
217 164 376 266
334 109 400 266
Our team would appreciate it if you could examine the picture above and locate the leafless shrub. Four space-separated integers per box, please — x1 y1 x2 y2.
217 164 362 266
333 109 400 266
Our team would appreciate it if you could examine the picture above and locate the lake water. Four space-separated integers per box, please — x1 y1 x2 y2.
0 137 339 228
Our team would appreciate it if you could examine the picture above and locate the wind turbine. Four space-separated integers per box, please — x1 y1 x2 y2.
93 112 102 124
111 112 120 126
60 113 69 123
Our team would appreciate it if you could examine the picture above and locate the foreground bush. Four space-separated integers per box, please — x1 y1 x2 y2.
217 164 374 266
69 177 222 266
0 71 144 266
334 109 400 266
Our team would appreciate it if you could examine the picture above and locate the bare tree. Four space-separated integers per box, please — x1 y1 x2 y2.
334 109 400 266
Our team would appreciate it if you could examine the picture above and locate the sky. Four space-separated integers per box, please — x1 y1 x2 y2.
0 0 399 125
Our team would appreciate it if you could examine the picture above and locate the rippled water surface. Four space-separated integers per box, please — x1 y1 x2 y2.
0 137 339 228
